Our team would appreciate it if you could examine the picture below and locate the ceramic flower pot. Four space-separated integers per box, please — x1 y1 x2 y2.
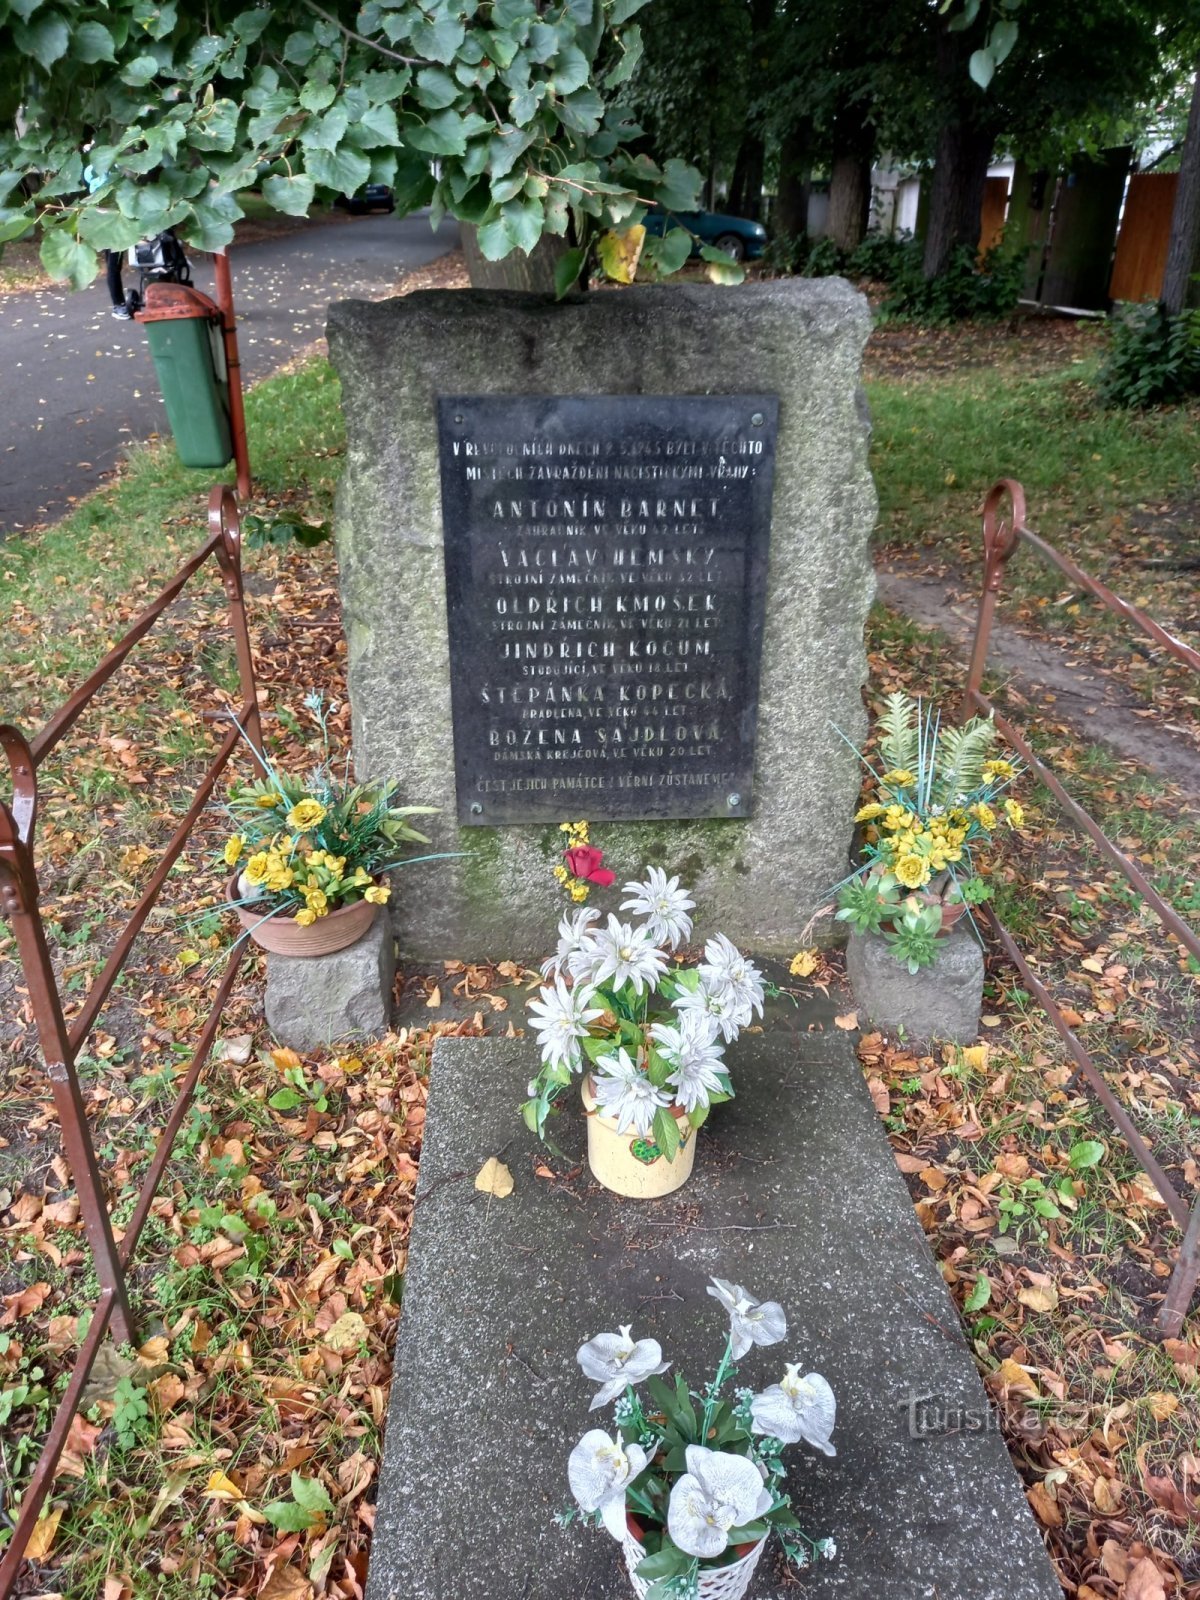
228 875 379 957
623 1516 766 1600
581 1076 696 1199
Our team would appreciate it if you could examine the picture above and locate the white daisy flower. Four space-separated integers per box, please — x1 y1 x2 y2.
527 977 603 1074
673 979 752 1044
706 1277 787 1361
666 1445 772 1559
620 866 694 950
749 1366 836 1455
542 905 602 980
649 1013 727 1114
577 915 669 996
577 1324 670 1411
699 933 765 1019
591 1047 672 1137
568 1429 654 1541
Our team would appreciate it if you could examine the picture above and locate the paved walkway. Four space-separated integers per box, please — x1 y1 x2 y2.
0 210 459 533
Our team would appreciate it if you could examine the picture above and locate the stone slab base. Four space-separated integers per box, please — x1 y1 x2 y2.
846 925 985 1043
366 1025 1059 1600
264 916 395 1052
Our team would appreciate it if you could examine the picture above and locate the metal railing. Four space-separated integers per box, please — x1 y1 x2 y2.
964 478 1200 1338
0 486 264 1594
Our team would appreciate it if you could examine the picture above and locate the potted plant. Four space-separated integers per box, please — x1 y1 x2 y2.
221 698 441 957
521 864 764 1198
833 692 1025 974
563 1277 837 1598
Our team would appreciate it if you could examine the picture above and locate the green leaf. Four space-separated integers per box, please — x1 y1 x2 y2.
282 30 317 65
988 17 1019 67
290 1473 334 1518
644 226 691 276
411 13 466 64
475 209 515 260
355 104 400 149
610 0 651 21
964 1273 991 1313
968 48 995 89
71 20 116 64
652 1107 680 1163
120 53 161 87
39 227 98 289
268 1088 305 1111
558 86 605 136
15 12 70 71
305 145 371 196
656 158 701 213
261 174 315 216
300 81 337 113
1068 1140 1105 1171
725 1520 769 1542
554 244 586 298
415 66 460 109
699 243 744 285
635 1539 689 1581
78 208 143 251
263 1497 319 1533
0 211 34 246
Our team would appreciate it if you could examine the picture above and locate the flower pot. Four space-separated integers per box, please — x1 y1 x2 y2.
581 1076 696 1199
228 875 379 957
623 1515 766 1599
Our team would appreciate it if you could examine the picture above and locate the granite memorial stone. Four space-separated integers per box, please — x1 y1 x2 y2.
327 279 876 958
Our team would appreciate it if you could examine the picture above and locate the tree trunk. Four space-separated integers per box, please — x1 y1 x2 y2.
825 152 872 254
922 118 994 279
1162 65 1200 315
461 226 573 292
728 133 766 219
773 122 811 240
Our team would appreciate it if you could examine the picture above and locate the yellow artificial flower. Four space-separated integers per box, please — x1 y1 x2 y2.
364 884 390 904
243 852 270 885
223 836 244 867
255 793 282 809
983 759 1016 780
854 803 887 823
287 798 327 831
265 867 294 893
569 881 590 902
1004 798 1025 829
326 855 346 879
294 907 318 926
894 854 931 890
552 865 569 883
881 768 915 788
970 802 997 831
790 949 819 978
881 805 913 832
304 888 329 915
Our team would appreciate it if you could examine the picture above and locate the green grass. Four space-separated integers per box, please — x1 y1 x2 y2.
867 356 1200 551
0 359 343 728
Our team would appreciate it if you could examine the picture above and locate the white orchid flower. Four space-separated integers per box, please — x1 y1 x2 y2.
591 1047 672 1138
542 905 602 980
527 976 603 1074
649 1012 727 1113
673 978 752 1044
706 1277 787 1361
577 914 669 996
620 866 694 950
750 1366 837 1455
568 1428 653 1541
666 1445 772 1559
699 933 765 1020
577 1324 670 1411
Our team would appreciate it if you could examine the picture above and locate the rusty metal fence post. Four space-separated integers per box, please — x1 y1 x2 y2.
0 487 264 1597
962 479 1200 1338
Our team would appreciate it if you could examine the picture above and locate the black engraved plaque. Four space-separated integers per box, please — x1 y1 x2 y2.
438 394 778 825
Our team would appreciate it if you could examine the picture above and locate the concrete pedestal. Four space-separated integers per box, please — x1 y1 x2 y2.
846 925 985 1044
263 916 394 1052
365 1021 1059 1600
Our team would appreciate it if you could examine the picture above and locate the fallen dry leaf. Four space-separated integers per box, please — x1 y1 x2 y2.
834 1011 858 1031
1123 1557 1166 1600
23 1504 63 1561
474 1157 514 1198
324 1312 369 1354
1017 1283 1059 1313
260 1564 314 1600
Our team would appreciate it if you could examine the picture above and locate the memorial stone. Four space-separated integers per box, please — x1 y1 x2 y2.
327 279 876 958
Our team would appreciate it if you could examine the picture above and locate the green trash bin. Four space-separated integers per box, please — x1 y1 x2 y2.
141 284 234 468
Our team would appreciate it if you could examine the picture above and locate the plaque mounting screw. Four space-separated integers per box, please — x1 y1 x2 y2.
750 413 764 427
454 413 464 424
470 802 483 815
727 792 741 809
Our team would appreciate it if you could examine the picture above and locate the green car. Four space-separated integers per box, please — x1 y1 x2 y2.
642 205 768 262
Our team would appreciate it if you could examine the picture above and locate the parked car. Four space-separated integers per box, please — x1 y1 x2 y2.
336 184 396 215
642 206 767 262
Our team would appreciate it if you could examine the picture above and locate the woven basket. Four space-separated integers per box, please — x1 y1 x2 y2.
621 1520 767 1599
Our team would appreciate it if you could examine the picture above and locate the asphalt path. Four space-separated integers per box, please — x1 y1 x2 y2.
0 209 458 533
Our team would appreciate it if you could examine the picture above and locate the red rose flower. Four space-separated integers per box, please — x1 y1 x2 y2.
564 845 616 887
